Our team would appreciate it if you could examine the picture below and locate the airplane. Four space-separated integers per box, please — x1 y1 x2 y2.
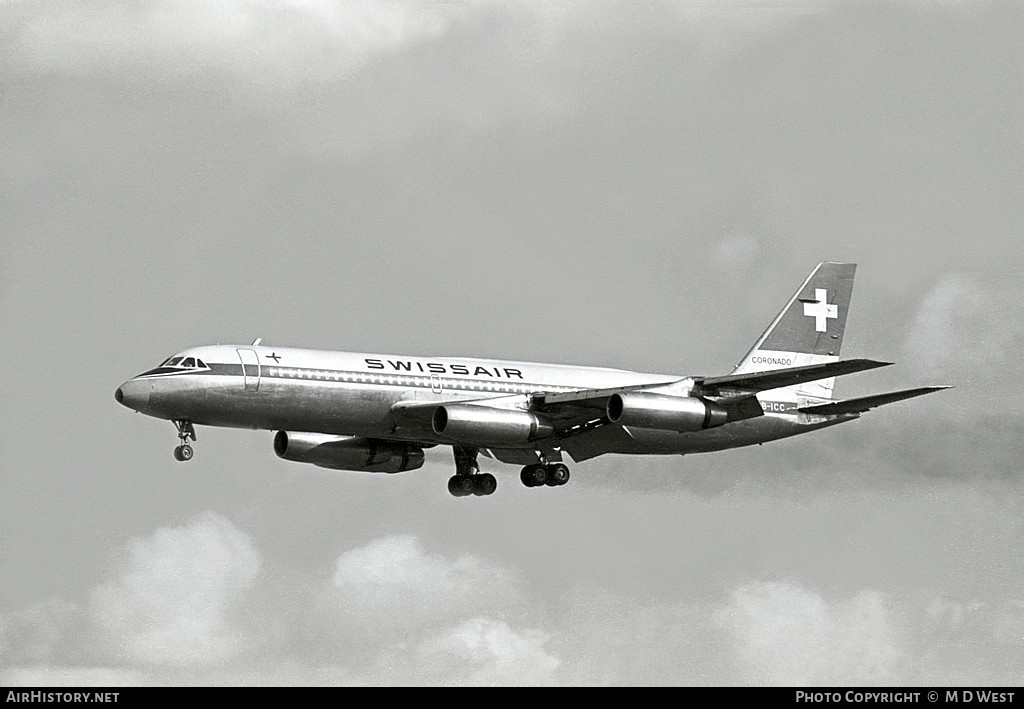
115 262 949 497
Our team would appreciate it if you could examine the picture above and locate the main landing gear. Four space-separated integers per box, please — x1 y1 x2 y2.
520 463 570 488
172 420 196 462
445 449 572 497
447 447 497 497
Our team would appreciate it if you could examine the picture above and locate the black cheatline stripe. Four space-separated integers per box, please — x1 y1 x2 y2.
136 368 211 378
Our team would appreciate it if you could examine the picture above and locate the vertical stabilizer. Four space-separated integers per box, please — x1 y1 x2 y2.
733 262 856 400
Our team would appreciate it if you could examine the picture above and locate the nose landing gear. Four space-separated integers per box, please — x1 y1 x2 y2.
172 420 197 462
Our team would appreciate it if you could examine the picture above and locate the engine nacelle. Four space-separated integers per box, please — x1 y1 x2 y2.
432 404 553 446
273 431 424 473
606 393 729 432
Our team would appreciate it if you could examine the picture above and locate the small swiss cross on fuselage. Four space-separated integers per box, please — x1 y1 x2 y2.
802 288 838 332
266 352 282 363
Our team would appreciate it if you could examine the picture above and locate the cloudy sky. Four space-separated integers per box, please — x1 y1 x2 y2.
1 0 1022 686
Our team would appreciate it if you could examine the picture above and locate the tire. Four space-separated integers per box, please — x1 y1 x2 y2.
173 446 183 461
522 464 547 487
447 476 462 496
548 463 570 486
448 475 474 497
520 466 537 487
178 444 194 461
473 473 497 496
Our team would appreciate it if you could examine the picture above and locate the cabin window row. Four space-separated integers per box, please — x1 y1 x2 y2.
264 368 574 394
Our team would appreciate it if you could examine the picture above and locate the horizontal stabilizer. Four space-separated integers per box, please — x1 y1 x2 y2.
798 386 952 415
698 359 891 395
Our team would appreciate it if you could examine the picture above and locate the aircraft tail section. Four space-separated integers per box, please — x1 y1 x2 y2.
733 262 856 400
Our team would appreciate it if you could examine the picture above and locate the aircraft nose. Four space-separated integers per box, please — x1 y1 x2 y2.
115 379 150 411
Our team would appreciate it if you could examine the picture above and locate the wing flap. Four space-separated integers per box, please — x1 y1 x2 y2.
531 382 675 410
798 386 952 415
560 424 636 462
698 358 891 395
529 382 681 431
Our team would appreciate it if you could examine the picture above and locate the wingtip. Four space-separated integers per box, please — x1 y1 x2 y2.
850 358 893 368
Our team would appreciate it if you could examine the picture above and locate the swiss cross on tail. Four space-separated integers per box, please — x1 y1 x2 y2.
802 288 838 332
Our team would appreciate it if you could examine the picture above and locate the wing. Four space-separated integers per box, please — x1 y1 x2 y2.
696 358 891 396
388 360 919 462
529 360 892 425
391 360 893 439
797 386 952 415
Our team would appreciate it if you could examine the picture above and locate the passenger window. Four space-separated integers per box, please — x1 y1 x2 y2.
181 357 196 368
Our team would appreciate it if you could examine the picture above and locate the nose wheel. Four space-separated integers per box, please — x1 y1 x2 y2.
172 420 196 462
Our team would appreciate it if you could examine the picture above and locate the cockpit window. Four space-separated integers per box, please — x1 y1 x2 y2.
155 355 209 369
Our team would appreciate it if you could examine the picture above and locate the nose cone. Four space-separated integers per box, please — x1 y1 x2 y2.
115 378 150 411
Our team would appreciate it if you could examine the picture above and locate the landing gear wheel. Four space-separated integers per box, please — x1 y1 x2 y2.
172 420 197 462
447 475 475 497
521 464 548 488
547 463 570 486
449 447 492 497
473 473 497 496
520 466 533 487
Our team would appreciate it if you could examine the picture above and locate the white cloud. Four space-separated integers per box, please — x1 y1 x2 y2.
3 518 1021 686
715 581 903 685
924 596 986 629
3 526 552 684
88 512 261 667
0 666 155 687
547 587 732 685
909 594 1024 685
410 618 559 686
5 0 838 86
322 534 520 634
713 230 762 270
903 273 1024 384
0 599 81 665
9 0 468 81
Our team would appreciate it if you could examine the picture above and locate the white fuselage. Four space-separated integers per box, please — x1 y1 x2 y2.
116 344 849 464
